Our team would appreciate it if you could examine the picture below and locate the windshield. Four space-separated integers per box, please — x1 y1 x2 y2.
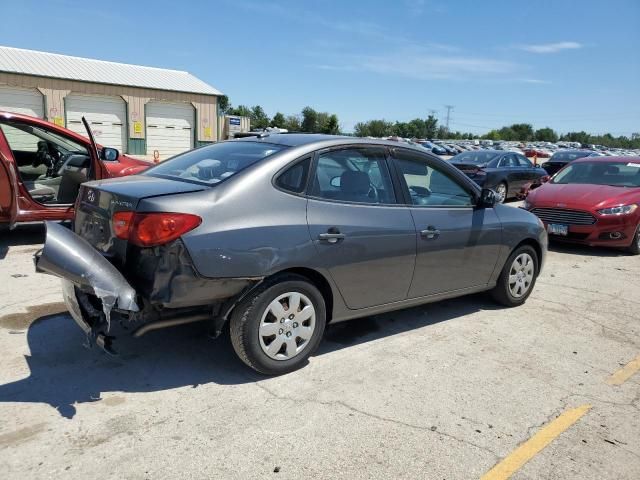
452 151 499 164
549 151 592 162
145 141 288 185
552 161 640 187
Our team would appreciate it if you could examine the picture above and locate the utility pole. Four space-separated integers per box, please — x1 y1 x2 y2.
444 105 454 132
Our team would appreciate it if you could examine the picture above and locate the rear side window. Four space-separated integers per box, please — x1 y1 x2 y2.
275 157 311 193
145 141 288 185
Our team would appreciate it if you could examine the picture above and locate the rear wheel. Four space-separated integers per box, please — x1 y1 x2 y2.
230 275 326 374
628 224 640 255
494 182 507 203
490 245 538 307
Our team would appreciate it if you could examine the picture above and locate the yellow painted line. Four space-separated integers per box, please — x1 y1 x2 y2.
480 404 591 480
606 354 640 386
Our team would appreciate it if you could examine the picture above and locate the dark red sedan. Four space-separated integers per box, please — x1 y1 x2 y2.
1 111 151 228
524 156 640 254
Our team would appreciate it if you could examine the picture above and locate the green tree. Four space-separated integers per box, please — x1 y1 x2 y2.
424 115 438 139
436 125 448 139
284 115 302 131
301 107 318 133
218 95 231 114
534 127 558 142
354 122 370 137
485 130 501 140
322 114 340 134
270 112 286 128
227 104 251 117
250 105 270 129
509 123 534 141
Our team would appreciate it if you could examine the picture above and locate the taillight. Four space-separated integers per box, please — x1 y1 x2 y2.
112 212 201 247
113 211 135 239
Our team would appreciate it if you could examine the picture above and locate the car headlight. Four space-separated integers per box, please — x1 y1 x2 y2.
597 204 638 216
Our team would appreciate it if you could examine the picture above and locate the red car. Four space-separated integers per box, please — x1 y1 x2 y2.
0 111 151 228
524 156 640 254
523 148 551 159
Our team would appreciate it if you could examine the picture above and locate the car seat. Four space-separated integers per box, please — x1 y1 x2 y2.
340 170 372 203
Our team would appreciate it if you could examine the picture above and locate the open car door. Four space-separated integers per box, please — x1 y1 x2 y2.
0 130 20 229
81 116 107 180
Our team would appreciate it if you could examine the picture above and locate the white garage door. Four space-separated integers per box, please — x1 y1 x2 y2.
146 102 194 158
0 86 44 117
66 94 126 152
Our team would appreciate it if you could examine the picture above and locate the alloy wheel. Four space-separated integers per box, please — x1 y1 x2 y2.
258 292 316 360
495 183 507 203
508 253 535 298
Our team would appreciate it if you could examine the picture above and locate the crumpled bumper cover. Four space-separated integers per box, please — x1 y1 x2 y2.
34 222 139 327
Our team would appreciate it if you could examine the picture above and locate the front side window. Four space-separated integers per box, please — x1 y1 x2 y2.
517 155 533 167
310 147 395 204
393 149 474 207
145 141 288 186
499 155 518 168
0 119 90 204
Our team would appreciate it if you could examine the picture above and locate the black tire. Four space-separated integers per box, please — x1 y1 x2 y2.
490 244 539 307
229 274 326 375
628 224 640 255
495 181 508 203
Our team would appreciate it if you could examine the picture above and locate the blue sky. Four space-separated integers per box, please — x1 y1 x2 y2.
2 0 639 135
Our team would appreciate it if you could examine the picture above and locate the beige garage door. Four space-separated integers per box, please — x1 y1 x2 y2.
0 86 44 117
66 94 126 152
146 102 194 159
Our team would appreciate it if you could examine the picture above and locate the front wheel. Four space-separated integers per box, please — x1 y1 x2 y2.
494 182 508 203
490 245 539 307
230 275 326 374
628 224 640 255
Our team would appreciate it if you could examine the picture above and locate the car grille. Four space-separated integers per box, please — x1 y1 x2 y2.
530 208 596 225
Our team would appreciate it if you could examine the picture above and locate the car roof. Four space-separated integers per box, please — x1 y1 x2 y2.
231 133 428 151
574 155 639 163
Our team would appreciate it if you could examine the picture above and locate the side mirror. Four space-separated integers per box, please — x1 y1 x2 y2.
478 188 497 208
100 147 120 162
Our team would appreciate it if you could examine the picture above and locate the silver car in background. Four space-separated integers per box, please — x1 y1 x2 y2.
36 134 547 374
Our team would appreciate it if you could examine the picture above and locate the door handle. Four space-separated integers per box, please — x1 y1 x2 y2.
318 231 345 244
420 226 440 240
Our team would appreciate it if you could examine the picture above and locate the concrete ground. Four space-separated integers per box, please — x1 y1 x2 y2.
0 211 638 480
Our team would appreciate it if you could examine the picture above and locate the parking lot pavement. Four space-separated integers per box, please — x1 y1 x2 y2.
0 218 639 480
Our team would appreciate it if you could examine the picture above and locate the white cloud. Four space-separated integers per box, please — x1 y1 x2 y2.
313 50 518 80
519 78 551 84
517 42 583 53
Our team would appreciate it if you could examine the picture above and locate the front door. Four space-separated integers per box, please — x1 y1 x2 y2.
0 115 101 223
306 146 416 310
390 147 503 298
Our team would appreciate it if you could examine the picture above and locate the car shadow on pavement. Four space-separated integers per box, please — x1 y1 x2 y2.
0 224 46 260
548 241 630 258
0 294 498 419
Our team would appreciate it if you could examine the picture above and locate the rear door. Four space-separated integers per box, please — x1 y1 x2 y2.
306 146 416 310
390 148 502 297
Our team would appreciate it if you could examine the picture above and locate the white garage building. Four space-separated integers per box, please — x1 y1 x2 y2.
0 46 223 159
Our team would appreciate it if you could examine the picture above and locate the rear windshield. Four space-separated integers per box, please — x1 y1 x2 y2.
144 141 288 185
452 151 499 164
552 161 640 187
549 151 591 162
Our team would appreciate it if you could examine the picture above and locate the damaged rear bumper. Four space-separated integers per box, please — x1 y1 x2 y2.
35 222 139 351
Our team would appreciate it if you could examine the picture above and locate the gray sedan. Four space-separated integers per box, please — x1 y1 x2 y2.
36 135 547 374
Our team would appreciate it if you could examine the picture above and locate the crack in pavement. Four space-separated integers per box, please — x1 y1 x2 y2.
253 382 501 460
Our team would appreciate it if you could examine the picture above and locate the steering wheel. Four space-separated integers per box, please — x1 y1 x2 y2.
55 152 77 177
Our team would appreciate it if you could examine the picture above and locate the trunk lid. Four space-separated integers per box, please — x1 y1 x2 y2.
74 175 207 263
451 162 485 177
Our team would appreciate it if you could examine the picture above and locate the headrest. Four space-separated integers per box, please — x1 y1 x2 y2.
340 170 370 194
